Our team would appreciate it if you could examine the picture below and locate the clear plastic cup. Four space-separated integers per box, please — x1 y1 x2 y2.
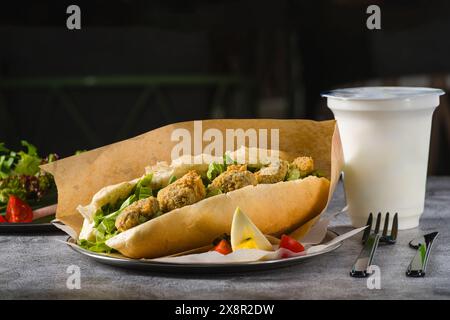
322 87 445 230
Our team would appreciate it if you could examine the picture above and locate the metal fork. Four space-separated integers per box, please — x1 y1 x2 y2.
350 212 398 277
362 212 398 245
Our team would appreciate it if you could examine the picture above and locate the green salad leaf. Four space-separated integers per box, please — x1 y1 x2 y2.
138 186 152 200
119 194 137 210
168 175 177 185
0 155 15 179
136 173 153 190
286 168 300 181
79 239 114 253
207 162 225 181
223 154 236 165
135 173 153 199
206 186 222 198
14 153 41 176
0 141 42 177
14 141 41 176
205 154 241 183
310 170 326 178
20 140 38 157
0 143 9 153
0 150 17 179
1 141 59 209
79 174 154 254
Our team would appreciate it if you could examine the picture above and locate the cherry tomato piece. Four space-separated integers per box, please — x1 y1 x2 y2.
279 234 305 258
6 195 33 223
213 239 232 255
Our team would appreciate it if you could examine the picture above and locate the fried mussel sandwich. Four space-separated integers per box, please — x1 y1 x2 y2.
77 147 330 258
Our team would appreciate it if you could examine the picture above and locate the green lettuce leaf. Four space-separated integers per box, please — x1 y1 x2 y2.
13 141 41 176
168 175 177 185
78 239 114 253
134 173 153 199
20 140 38 157
13 153 41 176
310 170 326 178
79 173 155 254
136 173 153 190
207 162 225 181
138 186 152 200
0 152 17 178
206 186 222 198
223 154 236 165
286 168 300 181
0 143 9 153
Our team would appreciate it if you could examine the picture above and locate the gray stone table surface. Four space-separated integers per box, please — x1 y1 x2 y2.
1 177 449 299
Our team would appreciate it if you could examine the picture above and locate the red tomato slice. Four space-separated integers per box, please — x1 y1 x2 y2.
0 215 7 223
213 239 232 255
279 234 305 256
5 195 33 223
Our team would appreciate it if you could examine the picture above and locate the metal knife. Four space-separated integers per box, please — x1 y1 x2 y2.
406 231 439 277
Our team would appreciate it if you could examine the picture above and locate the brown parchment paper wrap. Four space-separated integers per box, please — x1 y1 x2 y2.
42 119 343 257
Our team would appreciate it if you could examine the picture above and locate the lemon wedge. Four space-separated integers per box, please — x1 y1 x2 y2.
235 238 258 250
230 207 273 251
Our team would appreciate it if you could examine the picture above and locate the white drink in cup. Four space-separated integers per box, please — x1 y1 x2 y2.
322 87 444 230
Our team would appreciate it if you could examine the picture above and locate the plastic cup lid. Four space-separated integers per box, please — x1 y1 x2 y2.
321 86 445 101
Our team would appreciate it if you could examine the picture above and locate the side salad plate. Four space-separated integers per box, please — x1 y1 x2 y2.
0 141 60 232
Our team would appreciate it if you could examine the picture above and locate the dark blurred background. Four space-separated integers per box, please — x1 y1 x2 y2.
1 0 449 174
